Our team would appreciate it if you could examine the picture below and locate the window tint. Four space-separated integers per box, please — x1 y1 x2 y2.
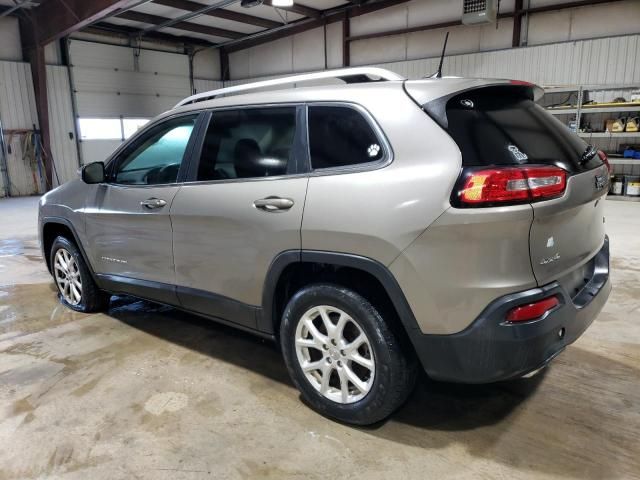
444 87 602 173
308 106 384 169
114 115 197 185
197 107 296 181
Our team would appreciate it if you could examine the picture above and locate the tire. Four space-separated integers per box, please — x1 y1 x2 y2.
280 283 417 425
50 236 110 313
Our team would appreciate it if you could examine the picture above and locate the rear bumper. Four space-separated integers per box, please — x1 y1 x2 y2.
413 236 610 383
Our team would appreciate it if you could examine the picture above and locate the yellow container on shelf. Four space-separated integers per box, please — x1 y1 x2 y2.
625 176 640 197
625 117 639 132
610 118 626 132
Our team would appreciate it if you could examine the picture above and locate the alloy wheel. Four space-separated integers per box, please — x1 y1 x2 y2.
53 248 82 306
294 305 375 404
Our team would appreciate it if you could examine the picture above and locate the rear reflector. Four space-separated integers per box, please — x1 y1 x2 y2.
456 165 567 207
506 296 560 323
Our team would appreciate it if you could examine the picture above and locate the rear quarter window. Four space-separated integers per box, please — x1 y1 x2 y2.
308 105 385 170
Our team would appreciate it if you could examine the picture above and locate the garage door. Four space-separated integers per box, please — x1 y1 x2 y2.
68 40 192 164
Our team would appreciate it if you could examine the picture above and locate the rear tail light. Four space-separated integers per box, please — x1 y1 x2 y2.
597 150 611 173
454 165 567 207
506 296 560 323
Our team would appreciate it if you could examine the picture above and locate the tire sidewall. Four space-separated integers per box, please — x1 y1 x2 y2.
50 236 92 313
281 284 397 424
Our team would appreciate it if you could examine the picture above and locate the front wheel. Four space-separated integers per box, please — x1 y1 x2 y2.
280 284 417 425
50 236 110 313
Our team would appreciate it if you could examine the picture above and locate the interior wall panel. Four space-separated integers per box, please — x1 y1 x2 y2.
373 34 640 86
0 61 41 197
0 17 22 62
193 49 221 80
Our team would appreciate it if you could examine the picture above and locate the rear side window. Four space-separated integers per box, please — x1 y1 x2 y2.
308 105 384 169
443 87 602 173
197 107 296 181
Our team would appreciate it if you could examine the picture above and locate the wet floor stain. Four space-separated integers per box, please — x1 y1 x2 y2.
0 197 639 479
144 392 189 415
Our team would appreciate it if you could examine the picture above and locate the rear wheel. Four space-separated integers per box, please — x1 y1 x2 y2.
280 283 417 425
50 236 110 313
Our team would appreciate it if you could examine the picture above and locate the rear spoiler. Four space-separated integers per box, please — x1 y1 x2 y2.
404 78 544 130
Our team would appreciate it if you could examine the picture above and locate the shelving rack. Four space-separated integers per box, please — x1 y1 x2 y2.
541 84 640 198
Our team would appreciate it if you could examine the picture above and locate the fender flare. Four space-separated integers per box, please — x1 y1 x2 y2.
259 250 422 340
41 216 99 284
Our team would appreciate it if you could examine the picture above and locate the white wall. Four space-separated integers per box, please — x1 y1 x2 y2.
193 48 221 83
0 61 40 197
0 17 22 62
228 0 640 79
0 60 83 197
229 26 340 79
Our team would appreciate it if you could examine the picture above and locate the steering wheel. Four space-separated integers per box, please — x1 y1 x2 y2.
156 163 181 183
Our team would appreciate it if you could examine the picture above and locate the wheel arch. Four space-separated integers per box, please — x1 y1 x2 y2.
41 217 97 282
260 250 422 351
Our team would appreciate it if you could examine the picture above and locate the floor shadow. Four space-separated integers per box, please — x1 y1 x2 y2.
106 295 293 387
389 369 545 431
106 295 639 480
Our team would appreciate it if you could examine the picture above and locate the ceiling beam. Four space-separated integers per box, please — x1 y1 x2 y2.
27 0 131 45
117 10 244 39
153 0 282 29
224 0 409 53
89 22 216 47
263 0 321 19
0 0 34 18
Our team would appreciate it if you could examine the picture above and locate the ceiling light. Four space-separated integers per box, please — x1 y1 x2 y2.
272 0 294 7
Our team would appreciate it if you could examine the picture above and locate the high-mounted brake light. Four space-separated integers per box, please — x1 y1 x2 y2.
506 296 560 323
597 150 611 173
509 80 534 86
456 165 567 207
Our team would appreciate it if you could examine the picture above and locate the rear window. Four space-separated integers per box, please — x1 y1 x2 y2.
442 87 602 172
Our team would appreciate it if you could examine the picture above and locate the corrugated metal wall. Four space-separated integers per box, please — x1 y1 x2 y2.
46 65 80 186
0 61 41 197
0 62 82 197
373 34 640 86
227 34 640 89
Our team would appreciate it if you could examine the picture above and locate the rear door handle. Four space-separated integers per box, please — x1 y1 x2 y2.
140 198 167 209
254 197 294 212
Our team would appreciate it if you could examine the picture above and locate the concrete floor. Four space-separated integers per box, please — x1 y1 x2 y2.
0 196 639 480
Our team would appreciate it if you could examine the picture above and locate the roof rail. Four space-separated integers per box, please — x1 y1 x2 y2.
174 67 405 108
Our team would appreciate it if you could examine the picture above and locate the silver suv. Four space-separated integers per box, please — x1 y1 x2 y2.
39 67 611 425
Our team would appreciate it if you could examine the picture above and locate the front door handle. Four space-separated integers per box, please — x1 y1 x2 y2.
140 198 167 209
254 197 294 212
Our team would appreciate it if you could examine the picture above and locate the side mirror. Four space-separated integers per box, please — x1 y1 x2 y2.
81 162 105 184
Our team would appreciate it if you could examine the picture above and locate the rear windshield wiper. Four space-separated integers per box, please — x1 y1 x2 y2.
579 145 598 165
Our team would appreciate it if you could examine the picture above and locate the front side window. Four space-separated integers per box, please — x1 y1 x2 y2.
114 115 197 185
197 107 297 181
308 105 384 169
